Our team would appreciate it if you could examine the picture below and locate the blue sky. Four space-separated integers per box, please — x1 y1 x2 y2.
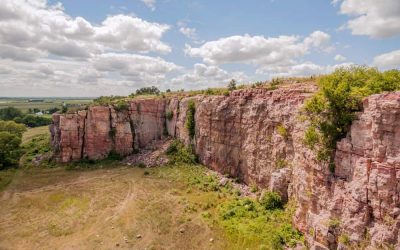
1 0 399 96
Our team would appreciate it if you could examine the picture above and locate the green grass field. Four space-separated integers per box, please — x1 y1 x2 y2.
0 98 93 112
22 126 50 144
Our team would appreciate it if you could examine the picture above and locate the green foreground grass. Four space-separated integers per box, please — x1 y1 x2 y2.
151 164 303 249
0 98 92 113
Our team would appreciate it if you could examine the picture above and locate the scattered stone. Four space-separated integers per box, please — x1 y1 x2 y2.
124 139 171 167
179 228 185 233
136 234 142 239
218 177 229 186
209 238 214 243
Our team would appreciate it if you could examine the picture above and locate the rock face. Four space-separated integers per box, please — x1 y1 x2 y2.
50 84 400 249
50 99 166 162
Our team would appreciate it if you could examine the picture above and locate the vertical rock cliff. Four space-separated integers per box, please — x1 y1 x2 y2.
50 84 400 249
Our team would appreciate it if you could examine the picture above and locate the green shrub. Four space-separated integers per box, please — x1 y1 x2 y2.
328 218 341 228
186 100 196 139
0 107 23 121
275 158 287 169
19 115 52 128
132 86 160 96
271 78 283 89
228 79 237 91
107 150 123 161
277 124 288 139
137 162 146 168
166 110 174 120
0 121 27 169
0 132 22 169
20 133 54 168
304 66 400 165
166 140 197 165
205 88 215 95
218 197 302 249
0 120 26 137
93 95 125 105
338 233 350 246
303 126 319 149
259 191 283 210
114 100 129 111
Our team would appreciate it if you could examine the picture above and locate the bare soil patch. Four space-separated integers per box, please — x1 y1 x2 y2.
0 166 227 250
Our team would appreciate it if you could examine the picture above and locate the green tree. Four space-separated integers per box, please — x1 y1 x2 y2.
0 107 23 120
21 115 52 128
0 120 26 137
0 121 26 169
133 86 161 96
47 107 60 114
228 79 237 91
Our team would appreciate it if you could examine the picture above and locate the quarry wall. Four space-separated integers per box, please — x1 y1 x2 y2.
50 84 400 249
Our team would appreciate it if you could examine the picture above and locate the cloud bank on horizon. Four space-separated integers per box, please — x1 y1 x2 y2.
0 0 399 96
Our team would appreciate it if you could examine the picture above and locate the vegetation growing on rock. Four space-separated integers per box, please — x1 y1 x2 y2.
166 110 174 120
304 66 400 166
166 140 197 164
186 100 196 139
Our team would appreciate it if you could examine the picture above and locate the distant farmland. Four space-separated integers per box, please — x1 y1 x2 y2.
0 98 93 112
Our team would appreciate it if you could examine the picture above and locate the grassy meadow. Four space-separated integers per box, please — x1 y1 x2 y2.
0 98 93 113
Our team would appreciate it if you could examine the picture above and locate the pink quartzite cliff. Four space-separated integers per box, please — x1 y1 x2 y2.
50 84 400 249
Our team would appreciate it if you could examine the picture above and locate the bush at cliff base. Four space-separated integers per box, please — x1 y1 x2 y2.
166 140 197 164
304 66 400 165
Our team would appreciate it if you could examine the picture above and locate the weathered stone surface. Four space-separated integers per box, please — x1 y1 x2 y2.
50 110 86 162
83 106 113 160
129 99 166 148
50 86 400 249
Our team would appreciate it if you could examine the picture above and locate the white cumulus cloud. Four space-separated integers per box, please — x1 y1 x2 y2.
0 0 171 61
334 54 347 61
185 31 333 76
141 0 156 11
334 0 400 38
373 50 400 68
179 27 197 40
171 64 248 88
0 0 178 96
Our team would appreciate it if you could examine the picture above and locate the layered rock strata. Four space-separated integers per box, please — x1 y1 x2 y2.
50 84 400 249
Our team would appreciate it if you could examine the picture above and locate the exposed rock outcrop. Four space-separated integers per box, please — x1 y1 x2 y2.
50 99 166 162
50 84 400 249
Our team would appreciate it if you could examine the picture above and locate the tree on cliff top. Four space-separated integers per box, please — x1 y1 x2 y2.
228 79 237 91
304 66 400 168
132 86 161 96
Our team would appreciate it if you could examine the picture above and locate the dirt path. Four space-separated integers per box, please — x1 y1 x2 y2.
0 167 226 250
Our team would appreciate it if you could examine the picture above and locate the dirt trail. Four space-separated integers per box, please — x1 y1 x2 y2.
0 167 225 250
